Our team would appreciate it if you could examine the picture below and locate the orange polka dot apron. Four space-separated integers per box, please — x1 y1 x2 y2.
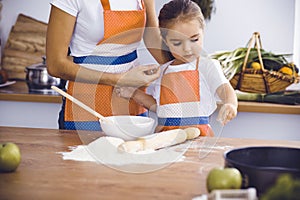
157 58 214 136
63 0 147 130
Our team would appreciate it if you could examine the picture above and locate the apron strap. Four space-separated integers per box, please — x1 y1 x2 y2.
195 57 199 70
162 60 175 75
163 57 200 75
100 0 111 10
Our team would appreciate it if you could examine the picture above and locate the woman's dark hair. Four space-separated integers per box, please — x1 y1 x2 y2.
158 0 205 60
192 0 215 20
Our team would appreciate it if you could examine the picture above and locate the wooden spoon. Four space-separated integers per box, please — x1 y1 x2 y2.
51 86 111 123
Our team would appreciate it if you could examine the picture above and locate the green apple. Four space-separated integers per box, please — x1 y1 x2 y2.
206 167 242 192
0 142 21 172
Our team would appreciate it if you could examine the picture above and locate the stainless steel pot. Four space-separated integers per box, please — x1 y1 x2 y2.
25 56 66 93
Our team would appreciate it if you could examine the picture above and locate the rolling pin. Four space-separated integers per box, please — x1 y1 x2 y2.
118 127 200 153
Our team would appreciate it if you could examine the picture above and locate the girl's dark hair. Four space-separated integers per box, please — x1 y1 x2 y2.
158 0 205 60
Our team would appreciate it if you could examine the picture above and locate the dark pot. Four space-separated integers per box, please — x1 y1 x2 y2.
224 146 300 196
25 56 66 93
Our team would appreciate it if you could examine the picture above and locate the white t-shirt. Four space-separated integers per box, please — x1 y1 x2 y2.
50 0 142 57
147 56 229 116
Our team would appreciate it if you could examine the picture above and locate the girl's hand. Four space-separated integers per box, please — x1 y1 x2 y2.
115 87 137 99
117 64 160 87
217 103 237 125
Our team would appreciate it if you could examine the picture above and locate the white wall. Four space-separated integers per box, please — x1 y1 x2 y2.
0 0 297 57
293 0 300 67
0 101 61 129
204 0 295 55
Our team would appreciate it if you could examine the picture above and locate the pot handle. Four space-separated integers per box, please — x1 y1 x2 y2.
42 56 46 64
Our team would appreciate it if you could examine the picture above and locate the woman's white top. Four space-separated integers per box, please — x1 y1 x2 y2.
50 0 142 56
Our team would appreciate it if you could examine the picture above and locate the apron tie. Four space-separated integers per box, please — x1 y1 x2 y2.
158 116 209 126
73 50 137 65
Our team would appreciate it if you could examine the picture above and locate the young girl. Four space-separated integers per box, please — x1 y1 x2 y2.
116 0 238 136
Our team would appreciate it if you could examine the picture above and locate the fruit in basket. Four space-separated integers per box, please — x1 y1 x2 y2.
206 167 242 192
288 62 299 73
0 142 21 172
279 66 293 75
211 32 299 94
210 47 294 80
250 62 262 70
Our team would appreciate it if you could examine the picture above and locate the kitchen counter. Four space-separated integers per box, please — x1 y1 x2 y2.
1 126 300 199
1 80 300 114
0 80 61 103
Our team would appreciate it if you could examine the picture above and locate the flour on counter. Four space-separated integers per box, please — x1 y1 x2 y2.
58 136 187 167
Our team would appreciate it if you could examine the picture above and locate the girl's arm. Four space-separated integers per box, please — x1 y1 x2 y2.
46 6 160 87
216 83 238 125
116 87 157 112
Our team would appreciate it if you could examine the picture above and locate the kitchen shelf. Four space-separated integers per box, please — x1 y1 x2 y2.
1 81 299 114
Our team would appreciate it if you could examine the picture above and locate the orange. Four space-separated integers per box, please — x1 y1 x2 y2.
251 62 262 70
279 66 293 75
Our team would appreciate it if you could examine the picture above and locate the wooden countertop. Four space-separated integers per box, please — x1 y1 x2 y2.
1 81 300 114
1 126 300 199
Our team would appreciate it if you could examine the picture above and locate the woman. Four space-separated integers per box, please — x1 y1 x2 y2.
46 0 160 130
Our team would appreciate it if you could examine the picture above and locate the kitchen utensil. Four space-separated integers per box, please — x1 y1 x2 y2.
25 56 66 93
51 86 108 122
193 188 257 200
100 115 155 141
51 86 155 140
118 127 200 153
0 80 16 88
224 146 300 196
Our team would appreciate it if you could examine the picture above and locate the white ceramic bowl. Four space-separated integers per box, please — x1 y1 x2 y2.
100 116 155 141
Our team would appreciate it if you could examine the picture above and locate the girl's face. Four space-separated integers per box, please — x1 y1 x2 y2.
164 19 204 65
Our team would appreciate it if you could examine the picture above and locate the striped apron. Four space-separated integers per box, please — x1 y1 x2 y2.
62 0 147 131
157 58 214 136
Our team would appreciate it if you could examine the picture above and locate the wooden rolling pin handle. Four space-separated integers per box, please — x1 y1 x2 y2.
142 129 187 150
184 127 201 139
117 128 201 153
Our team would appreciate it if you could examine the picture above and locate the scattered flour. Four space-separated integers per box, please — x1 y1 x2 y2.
59 136 188 167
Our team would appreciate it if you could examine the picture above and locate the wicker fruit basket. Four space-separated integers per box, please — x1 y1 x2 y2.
212 32 299 94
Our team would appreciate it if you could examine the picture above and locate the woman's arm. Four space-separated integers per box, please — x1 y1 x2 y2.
46 6 160 87
216 83 238 125
143 0 168 64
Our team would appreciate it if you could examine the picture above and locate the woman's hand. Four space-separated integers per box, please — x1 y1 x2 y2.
217 103 237 125
116 64 160 87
